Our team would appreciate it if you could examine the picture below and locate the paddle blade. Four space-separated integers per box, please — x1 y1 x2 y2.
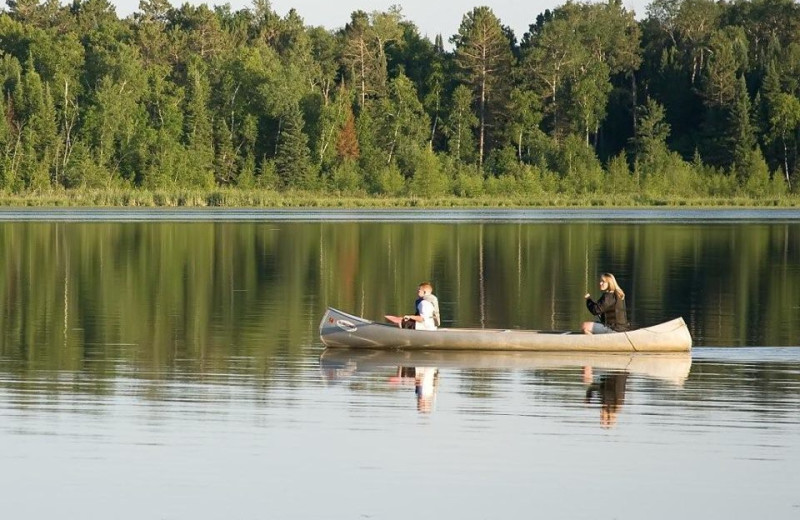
385 315 403 325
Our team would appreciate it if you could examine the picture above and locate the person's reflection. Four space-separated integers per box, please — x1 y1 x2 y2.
389 366 439 413
414 366 439 413
584 367 628 428
389 367 416 382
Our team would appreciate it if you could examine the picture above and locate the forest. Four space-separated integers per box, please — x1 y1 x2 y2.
1 0 800 203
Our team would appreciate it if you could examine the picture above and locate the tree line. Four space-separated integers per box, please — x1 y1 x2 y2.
1 0 799 199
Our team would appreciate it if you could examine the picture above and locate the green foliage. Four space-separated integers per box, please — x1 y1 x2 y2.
373 163 406 195
742 147 787 197
696 163 738 197
506 87 543 163
354 109 383 190
638 150 699 198
765 91 800 187
0 1 798 204
443 85 478 164
63 140 109 189
480 163 544 197
485 146 523 178
484 174 521 196
452 6 513 166
408 147 449 197
275 103 317 189
328 159 363 193
256 158 279 189
558 135 605 195
451 163 485 197
236 153 257 189
730 75 757 180
181 61 215 188
631 99 671 163
378 73 430 175
517 165 547 197
606 153 636 195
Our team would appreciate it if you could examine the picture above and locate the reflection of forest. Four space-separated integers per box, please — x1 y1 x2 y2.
1 221 800 379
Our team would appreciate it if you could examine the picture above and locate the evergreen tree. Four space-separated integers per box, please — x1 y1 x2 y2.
452 6 513 167
341 11 382 108
213 117 237 184
16 60 57 189
182 60 215 188
354 107 383 190
0 90 17 189
731 75 757 182
275 102 315 189
630 98 672 179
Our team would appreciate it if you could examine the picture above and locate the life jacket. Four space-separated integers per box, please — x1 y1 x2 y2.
416 294 441 327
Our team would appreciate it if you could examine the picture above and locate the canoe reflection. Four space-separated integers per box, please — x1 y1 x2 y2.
320 349 692 419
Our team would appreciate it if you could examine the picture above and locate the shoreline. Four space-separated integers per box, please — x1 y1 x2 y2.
0 189 798 211
2 207 799 222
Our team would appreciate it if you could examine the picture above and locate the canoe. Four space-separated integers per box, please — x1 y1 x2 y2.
319 307 692 352
320 348 692 385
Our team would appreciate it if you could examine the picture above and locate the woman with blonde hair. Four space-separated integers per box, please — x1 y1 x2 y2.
582 273 629 334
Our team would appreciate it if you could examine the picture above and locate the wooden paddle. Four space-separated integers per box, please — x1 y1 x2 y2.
385 315 403 327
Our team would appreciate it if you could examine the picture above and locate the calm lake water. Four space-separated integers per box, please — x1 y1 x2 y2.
1 209 799 519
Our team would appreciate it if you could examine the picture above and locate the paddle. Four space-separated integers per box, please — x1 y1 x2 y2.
385 315 403 327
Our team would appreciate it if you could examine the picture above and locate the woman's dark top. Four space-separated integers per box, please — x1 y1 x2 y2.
586 292 629 331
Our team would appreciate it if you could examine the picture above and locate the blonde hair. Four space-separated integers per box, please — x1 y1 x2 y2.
419 282 433 292
601 273 625 300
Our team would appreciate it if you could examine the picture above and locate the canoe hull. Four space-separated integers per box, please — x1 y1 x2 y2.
319 307 692 353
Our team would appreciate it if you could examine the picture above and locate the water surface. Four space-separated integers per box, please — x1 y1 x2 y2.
0 211 798 518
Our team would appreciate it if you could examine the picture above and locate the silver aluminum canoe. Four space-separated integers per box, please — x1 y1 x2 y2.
319 307 692 352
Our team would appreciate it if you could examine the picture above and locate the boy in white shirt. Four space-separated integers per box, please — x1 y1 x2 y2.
402 282 440 331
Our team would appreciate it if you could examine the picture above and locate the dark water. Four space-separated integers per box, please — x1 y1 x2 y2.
1 211 798 519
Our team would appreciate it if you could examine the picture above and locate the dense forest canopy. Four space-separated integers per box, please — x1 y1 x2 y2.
0 0 799 199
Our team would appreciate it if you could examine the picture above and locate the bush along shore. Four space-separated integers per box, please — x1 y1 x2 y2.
0 184 797 208
1 1 800 202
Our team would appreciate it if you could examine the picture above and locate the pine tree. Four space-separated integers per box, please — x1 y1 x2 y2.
731 75 757 182
451 6 513 167
182 61 215 188
276 103 315 189
213 117 237 185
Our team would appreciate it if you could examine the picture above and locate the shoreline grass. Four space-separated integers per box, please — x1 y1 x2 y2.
0 188 798 208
